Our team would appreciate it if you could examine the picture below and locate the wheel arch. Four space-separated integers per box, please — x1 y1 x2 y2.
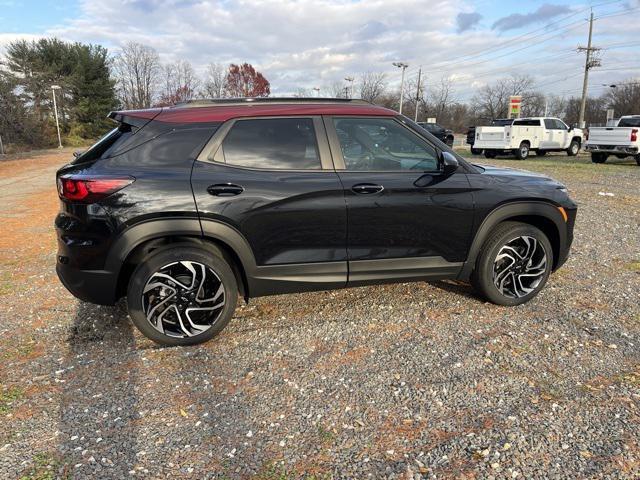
458 201 567 280
109 218 257 301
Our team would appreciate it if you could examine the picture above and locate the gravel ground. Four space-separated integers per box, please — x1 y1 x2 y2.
0 149 638 479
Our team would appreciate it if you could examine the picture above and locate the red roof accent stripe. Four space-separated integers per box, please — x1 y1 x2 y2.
118 103 397 124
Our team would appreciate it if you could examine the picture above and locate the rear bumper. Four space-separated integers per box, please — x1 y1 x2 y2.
56 260 118 305
584 144 638 154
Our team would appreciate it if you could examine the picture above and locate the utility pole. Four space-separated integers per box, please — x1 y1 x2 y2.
51 85 63 149
344 77 354 99
393 62 409 114
414 67 422 122
577 11 601 129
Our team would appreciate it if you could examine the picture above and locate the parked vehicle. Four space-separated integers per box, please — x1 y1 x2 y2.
475 117 583 160
418 122 454 146
466 118 513 155
584 115 640 165
55 98 577 346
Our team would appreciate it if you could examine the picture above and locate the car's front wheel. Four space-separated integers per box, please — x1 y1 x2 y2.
513 142 530 160
566 140 580 156
471 222 553 306
127 245 238 346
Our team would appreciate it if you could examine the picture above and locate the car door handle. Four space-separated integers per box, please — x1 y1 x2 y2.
351 183 384 194
207 184 244 196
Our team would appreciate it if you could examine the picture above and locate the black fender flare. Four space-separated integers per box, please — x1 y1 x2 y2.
458 201 568 280
105 217 258 283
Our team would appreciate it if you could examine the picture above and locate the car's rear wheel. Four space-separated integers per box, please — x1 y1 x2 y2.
471 147 482 155
127 245 237 346
636 154 640 166
591 152 608 164
566 140 580 156
513 142 530 160
445 136 454 147
484 150 497 159
471 222 553 306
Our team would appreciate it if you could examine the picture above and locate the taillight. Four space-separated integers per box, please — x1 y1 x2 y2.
631 129 638 142
57 176 134 203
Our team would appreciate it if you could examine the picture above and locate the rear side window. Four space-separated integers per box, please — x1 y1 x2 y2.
514 119 541 126
618 117 640 127
220 118 321 170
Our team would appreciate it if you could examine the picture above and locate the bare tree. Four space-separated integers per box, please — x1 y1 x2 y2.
326 80 347 98
606 80 640 117
201 63 226 98
359 72 387 102
427 76 455 121
471 74 535 119
158 59 199 105
112 42 160 109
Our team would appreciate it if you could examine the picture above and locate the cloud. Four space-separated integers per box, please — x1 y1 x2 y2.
456 12 482 33
492 3 572 31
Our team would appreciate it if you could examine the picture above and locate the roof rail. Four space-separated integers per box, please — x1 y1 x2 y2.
172 97 372 108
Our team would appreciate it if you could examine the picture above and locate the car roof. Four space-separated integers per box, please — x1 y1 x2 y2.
110 98 398 124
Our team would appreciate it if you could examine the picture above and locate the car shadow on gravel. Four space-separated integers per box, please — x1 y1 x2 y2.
430 280 478 300
58 300 139 476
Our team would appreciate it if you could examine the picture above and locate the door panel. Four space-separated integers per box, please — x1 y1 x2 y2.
337 171 475 263
325 116 475 271
192 116 347 273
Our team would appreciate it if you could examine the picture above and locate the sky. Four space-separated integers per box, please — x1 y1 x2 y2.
1 0 639 100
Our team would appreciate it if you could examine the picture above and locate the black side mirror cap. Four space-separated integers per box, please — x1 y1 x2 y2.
441 151 459 175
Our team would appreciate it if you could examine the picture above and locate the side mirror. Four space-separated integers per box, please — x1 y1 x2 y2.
441 151 459 175
73 150 83 159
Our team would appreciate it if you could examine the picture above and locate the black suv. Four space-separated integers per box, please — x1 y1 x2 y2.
418 122 454 146
56 99 576 346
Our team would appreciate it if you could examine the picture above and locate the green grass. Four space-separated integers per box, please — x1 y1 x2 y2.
18 452 69 480
626 261 640 272
0 385 24 415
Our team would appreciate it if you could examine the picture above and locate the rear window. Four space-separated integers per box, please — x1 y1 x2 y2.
618 117 640 127
220 118 321 170
73 127 131 164
513 119 541 126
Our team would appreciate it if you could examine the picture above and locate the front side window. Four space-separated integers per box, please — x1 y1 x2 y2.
553 119 568 130
220 118 321 170
544 119 555 129
333 117 439 171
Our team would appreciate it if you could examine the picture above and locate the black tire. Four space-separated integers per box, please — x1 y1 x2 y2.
471 147 482 155
513 142 530 160
445 136 454 147
471 222 553 306
536 150 547 156
127 245 238 346
591 152 608 164
636 155 640 166
484 150 497 159
566 139 580 156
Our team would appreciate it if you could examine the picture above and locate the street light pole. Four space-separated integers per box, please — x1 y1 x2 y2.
393 62 409 114
344 77 354 99
313 87 320 97
51 85 63 149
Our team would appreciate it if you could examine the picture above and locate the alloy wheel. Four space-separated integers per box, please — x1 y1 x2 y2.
492 236 547 298
142 261 226 338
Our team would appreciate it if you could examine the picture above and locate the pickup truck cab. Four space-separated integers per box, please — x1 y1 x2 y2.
475 117 583 160
585 115 640 165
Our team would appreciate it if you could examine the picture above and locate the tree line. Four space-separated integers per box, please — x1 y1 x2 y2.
0 39 270 152
1 37 638 152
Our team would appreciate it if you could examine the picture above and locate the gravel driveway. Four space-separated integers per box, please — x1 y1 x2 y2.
0 149 638 479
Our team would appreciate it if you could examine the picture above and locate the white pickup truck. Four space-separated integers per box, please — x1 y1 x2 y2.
584 115 640 165
474 117 583 160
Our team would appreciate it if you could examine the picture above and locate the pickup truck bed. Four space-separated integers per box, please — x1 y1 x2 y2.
585 115 640 165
